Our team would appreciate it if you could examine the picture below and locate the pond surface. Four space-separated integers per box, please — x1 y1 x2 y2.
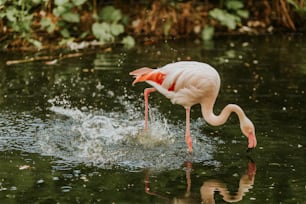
0 35 305 203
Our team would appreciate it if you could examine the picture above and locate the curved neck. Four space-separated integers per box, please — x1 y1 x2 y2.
201 103 246 127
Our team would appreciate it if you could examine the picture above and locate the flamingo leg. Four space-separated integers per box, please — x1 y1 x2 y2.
185 107 193 153
144 88 156 130
185 161 192 197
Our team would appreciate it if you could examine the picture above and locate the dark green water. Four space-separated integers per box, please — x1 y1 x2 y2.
0 35 305 203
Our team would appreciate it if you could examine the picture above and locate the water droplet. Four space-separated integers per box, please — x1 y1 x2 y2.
19 165 30 170
80 176 89 182
10 186 17 191
107 90 115 97
96 82 104 91
53 177 59 181
37 179 44 184
233 173 239 177
61 186 72 192
242 42 249 47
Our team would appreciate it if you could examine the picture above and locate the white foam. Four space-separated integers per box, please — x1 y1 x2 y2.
3 95 216 170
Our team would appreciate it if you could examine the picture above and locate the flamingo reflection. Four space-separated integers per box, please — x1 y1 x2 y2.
145 160 256 203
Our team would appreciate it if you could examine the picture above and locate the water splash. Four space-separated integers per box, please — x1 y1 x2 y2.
0 96 216 170
42 96 214 170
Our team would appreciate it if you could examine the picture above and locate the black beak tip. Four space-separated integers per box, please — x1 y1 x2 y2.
247 148 254 153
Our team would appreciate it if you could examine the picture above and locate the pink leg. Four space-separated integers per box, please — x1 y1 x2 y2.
185 107 193 153
185 161 192 196
144 88 156 130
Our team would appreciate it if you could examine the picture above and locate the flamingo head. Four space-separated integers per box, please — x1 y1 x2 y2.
240 118 257 151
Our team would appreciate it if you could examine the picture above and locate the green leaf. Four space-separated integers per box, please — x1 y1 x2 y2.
121 15 130 26
40 17 56 33
0 0 8 6
54 0 69 6
59 37 74 46
28 38 42 49
62 12 80 23
287 0 299 9
53 6 67 17
209 8 227 22
40 17 52 27
122 35 135 48
32 0 42 4
110 23 124 36
60 28 70 38
99 6 122 23
6 6 17 22
236 9 249 18
80 31 88 39
163 20 172 36
201 25 214 41
209 8 240 30
225 0 244 10
73 0 86 6
47 24 56 33
92 22 113 42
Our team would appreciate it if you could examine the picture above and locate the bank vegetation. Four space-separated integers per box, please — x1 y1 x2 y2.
0 0 306 50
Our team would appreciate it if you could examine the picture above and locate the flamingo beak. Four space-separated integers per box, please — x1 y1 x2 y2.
247 132 257 152
131 77 139 86
131 75 147 86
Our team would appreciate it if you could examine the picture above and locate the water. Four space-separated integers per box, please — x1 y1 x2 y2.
0 35 306 203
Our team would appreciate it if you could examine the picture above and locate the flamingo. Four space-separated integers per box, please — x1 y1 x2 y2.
130 61 257 153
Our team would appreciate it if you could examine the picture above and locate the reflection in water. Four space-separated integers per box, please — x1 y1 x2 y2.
145 160 256 203
201 160 256 203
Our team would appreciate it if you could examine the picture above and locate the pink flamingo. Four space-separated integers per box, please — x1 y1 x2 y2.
130 61 257 153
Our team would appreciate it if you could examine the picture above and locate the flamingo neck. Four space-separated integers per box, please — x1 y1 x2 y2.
201 102 246 127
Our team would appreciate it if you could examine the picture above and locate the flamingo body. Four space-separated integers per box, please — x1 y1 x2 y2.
130 61 257 152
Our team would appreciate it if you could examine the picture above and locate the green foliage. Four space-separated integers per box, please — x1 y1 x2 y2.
121 35 135 48
92 22 115 43
0 1 134 48
51 0 86 38
40 17 56 33
163 20 172 36
99 5 122 23
201 25 215 41
0 0 43 47
287 0 306 18
92 5 134 47
209 0 249 30
209 8 239 30
225 0 244 10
